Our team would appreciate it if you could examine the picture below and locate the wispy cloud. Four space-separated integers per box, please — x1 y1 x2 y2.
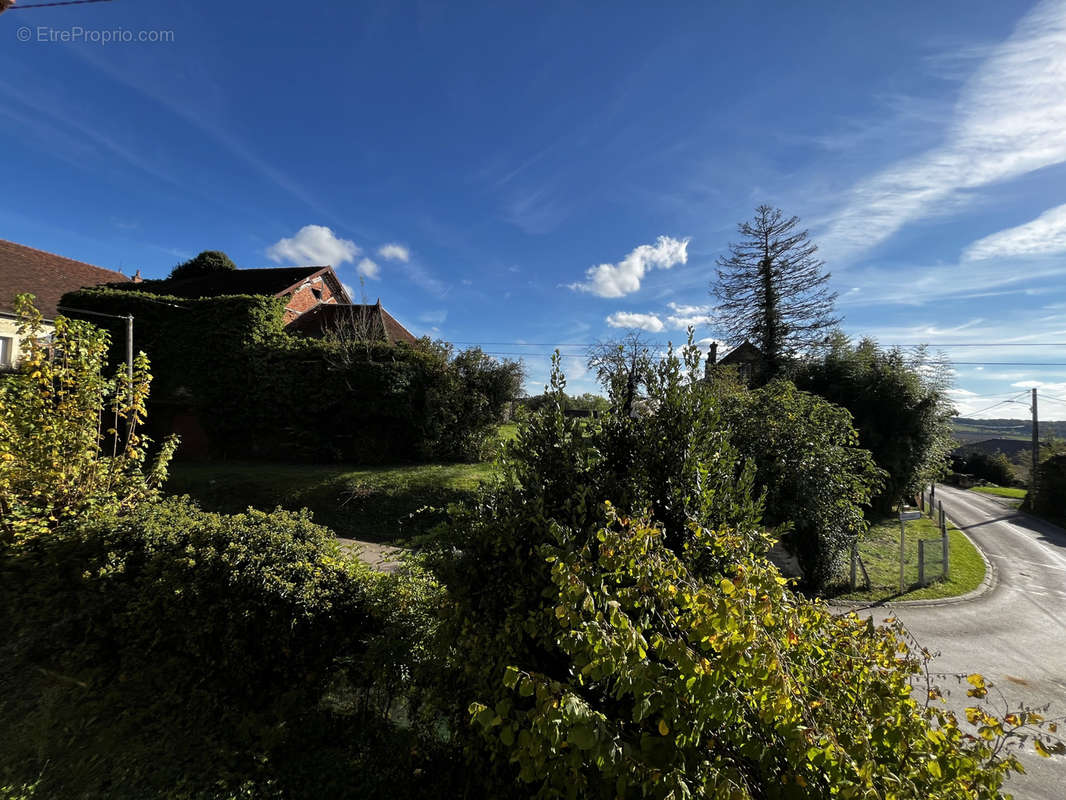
570 236 691 298
267 225 359 267
822 0 1066 263
963 202 1066 261
835 256 1066 307
378 243 410 262
68 48 343 226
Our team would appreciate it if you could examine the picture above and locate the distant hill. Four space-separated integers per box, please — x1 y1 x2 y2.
952 438 1032 459
951 418 1066 444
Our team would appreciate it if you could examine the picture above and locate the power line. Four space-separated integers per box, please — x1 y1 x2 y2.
448 340 1066 348
8 0 115 9
960 393 1031 418
951 362 1066 366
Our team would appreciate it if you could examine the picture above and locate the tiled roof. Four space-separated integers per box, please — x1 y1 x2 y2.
286 302 418 346
105 266 328 300
719 341 763 365
0 239 128 318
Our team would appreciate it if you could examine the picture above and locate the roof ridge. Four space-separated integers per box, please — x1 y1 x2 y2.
0 238 126 279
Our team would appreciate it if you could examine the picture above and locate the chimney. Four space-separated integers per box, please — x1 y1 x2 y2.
704 342 718 382
131 269 144 283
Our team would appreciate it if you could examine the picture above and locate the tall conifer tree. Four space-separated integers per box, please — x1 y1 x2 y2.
713 206 840 376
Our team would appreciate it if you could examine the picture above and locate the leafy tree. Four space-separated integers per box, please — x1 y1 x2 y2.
430 355 1060 798
713 206 840 377
1014 436 1066 486
794 334 955 512
421 345 525 460
0 296 177 544
722 379 885 591
167 249 237 281
586 331 655 416
951 451 1016 487
1025 454 1066 520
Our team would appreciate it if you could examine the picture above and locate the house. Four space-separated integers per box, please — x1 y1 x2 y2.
704 340 764 385
106 265 417 344
106 265 351 326
286 300 418 344
0 239 128 370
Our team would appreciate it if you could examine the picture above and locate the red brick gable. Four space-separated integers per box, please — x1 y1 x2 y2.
105 264 351 324
281 271 347 324
0 239 128 318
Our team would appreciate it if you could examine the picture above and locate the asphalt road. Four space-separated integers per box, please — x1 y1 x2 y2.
858 485 1066 799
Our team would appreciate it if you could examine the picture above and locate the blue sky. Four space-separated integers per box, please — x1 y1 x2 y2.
3 0 1066 420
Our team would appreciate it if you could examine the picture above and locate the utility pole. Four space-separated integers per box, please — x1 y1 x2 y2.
126 314 134 382
1032 388 1039 499
56 305 134 380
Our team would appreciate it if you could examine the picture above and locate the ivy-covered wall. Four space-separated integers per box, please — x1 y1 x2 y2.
61 288 519 463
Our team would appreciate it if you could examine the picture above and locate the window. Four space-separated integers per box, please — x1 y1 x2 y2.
0 336 12 369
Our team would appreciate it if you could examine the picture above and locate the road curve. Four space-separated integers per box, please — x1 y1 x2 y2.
861 485 1066 799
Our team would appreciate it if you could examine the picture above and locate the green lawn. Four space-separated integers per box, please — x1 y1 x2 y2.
971 485 1027 500
166 426 527 542
830 513 986 603
166 459 498 543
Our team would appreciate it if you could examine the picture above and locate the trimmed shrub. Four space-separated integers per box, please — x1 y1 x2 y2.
0 498 445 799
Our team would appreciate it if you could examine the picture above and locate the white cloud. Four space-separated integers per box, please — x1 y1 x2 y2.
569 236 690 298
606 311 665 332
666 315 713 330
667 301 712 316
963 203 1066 261
267 225 359 267
822 0 1066 263
378 243 410 263
357 258 380 279
1011 380 1066 392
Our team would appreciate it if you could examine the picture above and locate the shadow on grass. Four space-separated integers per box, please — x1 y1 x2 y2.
165 461 490 543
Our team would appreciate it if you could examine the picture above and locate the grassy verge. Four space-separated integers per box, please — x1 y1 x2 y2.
166 460 498 543
971 486 1027 500
829 513 986 603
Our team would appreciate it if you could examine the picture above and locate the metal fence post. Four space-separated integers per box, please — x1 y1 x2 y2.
930 483 936 518
850 542 857 590
918 539 925 586
940 501 949 580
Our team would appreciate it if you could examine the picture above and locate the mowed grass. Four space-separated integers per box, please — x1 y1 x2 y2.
831 513 986 603
167 460 498 543
971 485 1027 500
165 426 521 543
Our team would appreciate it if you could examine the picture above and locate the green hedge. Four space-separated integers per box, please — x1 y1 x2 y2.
60 288 520 463
0 498 453 799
